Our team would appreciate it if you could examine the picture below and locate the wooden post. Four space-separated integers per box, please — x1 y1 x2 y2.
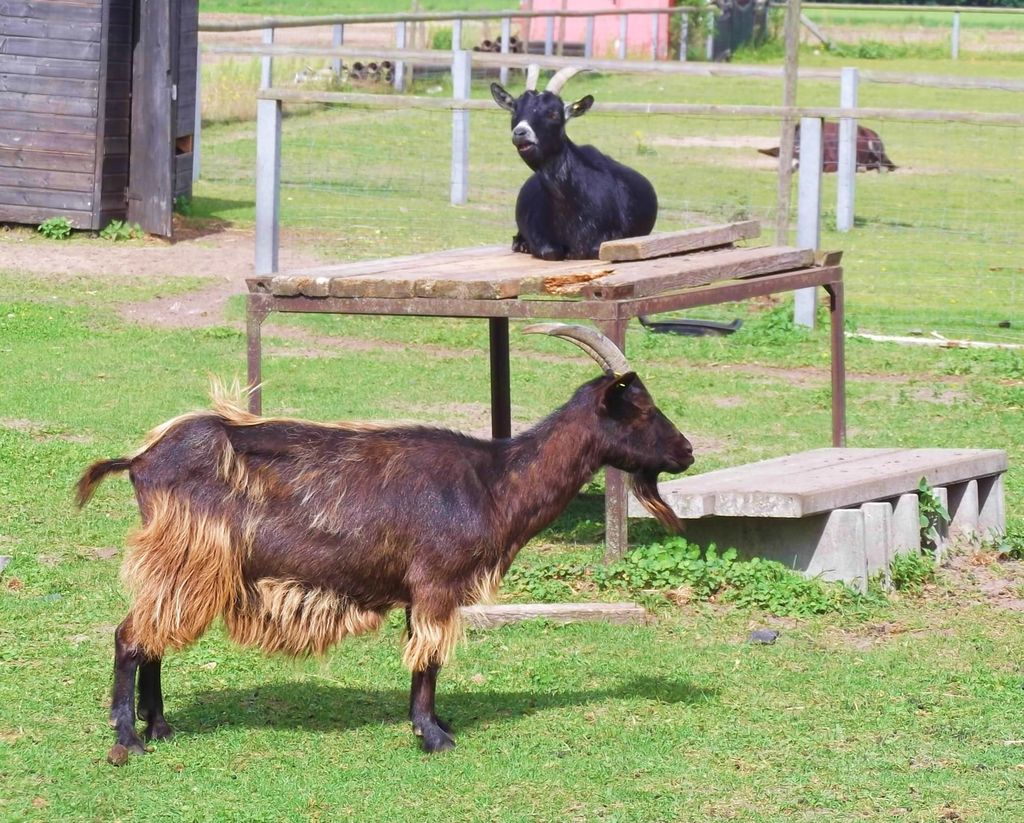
557 0 568 57
192 48 201 183
499 16 510 87
795 116 822 328
651 13 659 60
705 10 714 60
774 0 801 246
332 24 344 77
450 50 470 206
597 317 630 560
951 12 960 60
836 67 858 233
679 15 688 62
618 14 628 60
394 21 406 91
544 15 555 56
254 98 281 276
584 15 594 59
452 17 462 51
260 27 274 89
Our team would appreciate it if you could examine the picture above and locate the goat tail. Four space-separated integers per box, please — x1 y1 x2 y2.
75 458 132 508
630 470 683 534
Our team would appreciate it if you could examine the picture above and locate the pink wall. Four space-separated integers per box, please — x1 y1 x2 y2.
520 0 673 61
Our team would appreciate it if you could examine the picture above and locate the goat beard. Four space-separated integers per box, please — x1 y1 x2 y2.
630 470 683 534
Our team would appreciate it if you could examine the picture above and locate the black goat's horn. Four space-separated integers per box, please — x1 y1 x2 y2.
522 323 630 376
546 66 587 95
525 63 540 91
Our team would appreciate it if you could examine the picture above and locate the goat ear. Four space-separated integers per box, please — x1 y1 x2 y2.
597 372 640 418
565 94 594 121
490 83 516 112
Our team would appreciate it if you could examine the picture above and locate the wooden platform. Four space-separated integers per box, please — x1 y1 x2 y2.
250 221 816 302
245 220 847 560
630 448 1008 591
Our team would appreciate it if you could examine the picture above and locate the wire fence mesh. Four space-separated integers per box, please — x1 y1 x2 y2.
200 61 1023 343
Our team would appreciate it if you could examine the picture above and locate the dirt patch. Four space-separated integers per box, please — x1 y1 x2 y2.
0 418 92 445
942 551 1024 612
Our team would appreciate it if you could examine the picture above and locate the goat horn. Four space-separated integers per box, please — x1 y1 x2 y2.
545 66 587 95
522 323 630 376
525 63 540 91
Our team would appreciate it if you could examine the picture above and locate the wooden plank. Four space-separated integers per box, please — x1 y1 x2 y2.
284 245 509 279
0 35 101 61
0 201 93 227
0 72 98 97
460 602 650 628
0 90 96 116
0 2 103 24
0 146 94 172
0 54 100 80
0 165 92 190
0 127 93 153
0 110 96 135
654 448 1009 519
0 17 101 41
598 220 762 262
0 184 92 210
414 270 522 300
580 246 816 300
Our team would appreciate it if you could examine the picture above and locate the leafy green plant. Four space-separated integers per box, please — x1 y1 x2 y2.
503 559 588 602
99 220 144 242
37 216 72 240
174 195 194 217
430 27 452 50
594 537 858 616
917 477 951 550
890 549 937 594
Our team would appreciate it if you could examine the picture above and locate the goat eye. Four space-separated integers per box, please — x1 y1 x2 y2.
549 111 561 121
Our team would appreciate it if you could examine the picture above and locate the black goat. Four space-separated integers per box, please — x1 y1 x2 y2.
76 324 693 761
491 67 658 260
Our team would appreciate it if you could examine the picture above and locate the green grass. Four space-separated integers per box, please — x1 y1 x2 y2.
3 25 1024 823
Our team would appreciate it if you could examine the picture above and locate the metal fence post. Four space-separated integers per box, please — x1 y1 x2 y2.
679 14 689 61
584 15 595 59
836 67 859 233
951 12 960 60
255 97 282 276
651 13 659 60
795 116 823 328
394 21 406 91
192 48 201 183
332 24 344 77
450 50 471 206
545 15 555 56
260 28 274 89
452 17 462 51
705 11 714 61
500 16 510 87
618 14 628 60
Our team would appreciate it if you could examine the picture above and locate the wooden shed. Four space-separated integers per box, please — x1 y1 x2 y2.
0 0 198 237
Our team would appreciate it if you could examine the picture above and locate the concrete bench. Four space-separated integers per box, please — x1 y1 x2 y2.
629 448 1008 592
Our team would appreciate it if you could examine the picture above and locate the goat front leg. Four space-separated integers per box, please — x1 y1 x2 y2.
137 657 173 741
405 605 456 753
109 617 147 759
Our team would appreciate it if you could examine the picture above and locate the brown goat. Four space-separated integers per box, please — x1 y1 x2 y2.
76 324 694 759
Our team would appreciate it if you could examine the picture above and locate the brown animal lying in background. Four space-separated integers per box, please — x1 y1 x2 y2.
759 121 897 172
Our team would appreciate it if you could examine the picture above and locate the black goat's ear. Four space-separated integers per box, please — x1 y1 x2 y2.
565 94 594 120
491 83 516 112
597 372 639 418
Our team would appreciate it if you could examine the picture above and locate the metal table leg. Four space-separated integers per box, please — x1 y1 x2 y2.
826 281 847 446
489 318 512 439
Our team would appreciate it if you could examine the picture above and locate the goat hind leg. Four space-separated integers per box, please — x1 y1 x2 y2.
137 657 173 741
109 617 147 757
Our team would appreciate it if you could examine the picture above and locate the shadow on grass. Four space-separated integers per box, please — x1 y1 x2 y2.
171 675 717 736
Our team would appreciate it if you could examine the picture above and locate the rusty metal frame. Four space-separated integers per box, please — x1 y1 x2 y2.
245 264 845 559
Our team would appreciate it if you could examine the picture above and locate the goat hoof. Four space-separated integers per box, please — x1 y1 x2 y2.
420 726 456 753
144 718 174 741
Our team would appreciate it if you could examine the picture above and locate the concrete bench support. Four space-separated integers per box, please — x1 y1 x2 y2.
630 448 1008 591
